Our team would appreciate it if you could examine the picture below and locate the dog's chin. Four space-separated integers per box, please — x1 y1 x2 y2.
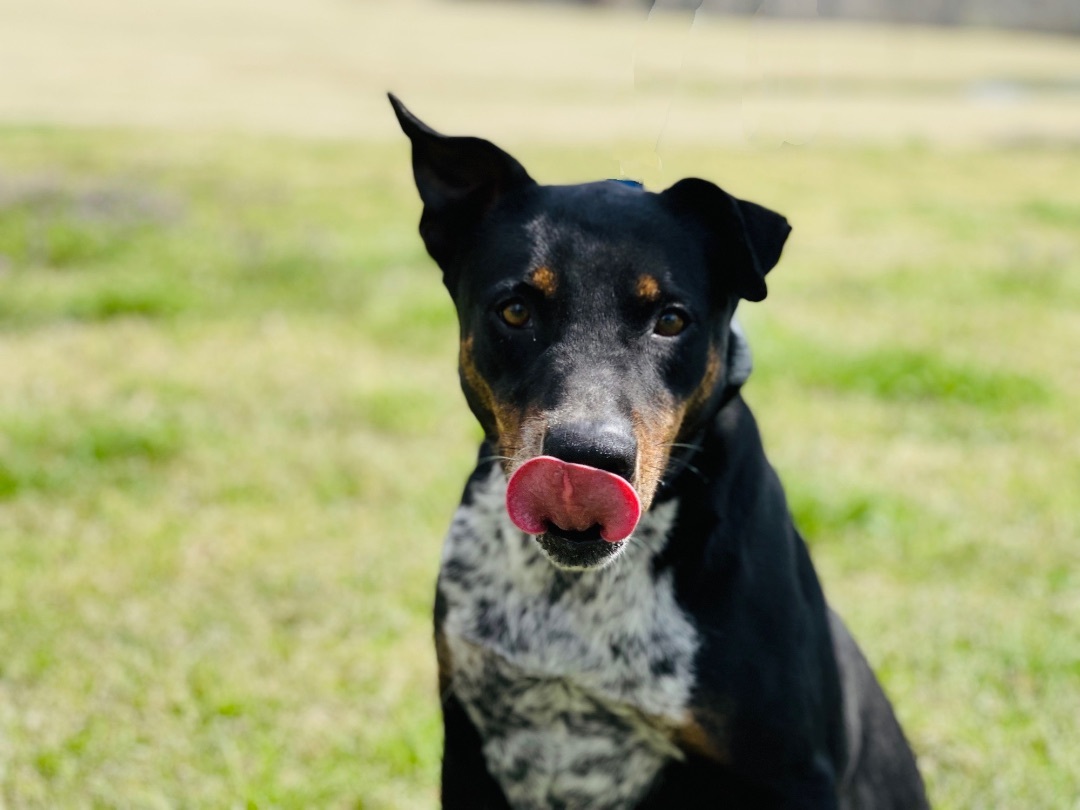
533 525 626 571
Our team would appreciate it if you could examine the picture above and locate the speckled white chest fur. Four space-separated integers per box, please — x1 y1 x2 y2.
439 467 700 809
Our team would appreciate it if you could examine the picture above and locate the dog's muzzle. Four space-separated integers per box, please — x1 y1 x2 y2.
506 456 642 542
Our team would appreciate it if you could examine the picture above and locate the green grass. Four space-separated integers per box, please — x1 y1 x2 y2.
2 125 1078 810
2 13 1080 804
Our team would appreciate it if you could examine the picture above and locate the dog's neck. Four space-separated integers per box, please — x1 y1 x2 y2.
647 395 787 576
654 392 761 502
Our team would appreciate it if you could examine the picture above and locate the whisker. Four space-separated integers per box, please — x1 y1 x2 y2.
664 441 704 453
476 455 514 464
633 534 662 559
623 523 662 561
675 459 705 479
660 455 706 486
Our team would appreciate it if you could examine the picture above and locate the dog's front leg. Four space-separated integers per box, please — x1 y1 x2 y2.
440 692 511 810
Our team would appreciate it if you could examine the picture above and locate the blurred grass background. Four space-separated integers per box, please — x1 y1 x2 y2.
1 0 1079 807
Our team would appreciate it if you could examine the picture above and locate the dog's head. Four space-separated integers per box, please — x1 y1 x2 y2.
391 94 790 569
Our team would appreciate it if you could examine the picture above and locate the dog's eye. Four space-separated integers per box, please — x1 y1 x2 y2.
654 308 689 337
499 299 532 329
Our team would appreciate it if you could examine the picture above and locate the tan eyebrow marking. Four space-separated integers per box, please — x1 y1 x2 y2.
636 274 661 302
529 265 558 297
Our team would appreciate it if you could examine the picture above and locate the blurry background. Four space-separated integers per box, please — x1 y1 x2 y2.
0 0 1077 807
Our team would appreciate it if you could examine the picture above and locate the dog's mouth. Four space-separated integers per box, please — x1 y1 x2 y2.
543 522 604 544
506 456 642 543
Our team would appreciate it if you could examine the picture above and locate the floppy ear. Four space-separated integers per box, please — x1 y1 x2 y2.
660 177 791 302
388 93 535 269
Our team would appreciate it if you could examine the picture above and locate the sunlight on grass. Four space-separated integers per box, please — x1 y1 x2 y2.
1 3 1079 806
1 124 1077 809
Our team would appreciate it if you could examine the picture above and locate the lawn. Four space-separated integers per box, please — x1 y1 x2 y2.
1 2 1079 808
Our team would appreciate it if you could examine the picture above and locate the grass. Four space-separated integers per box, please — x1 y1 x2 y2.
1 1 1080 808
0 132 467 807
2 126 1078 810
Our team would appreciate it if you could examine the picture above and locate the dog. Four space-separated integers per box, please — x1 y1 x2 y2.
389 93 930 809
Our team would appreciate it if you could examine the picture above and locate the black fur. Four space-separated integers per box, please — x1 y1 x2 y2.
391 93 929 809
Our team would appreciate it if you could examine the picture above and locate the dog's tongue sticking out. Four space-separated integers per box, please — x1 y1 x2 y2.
506 456 641 543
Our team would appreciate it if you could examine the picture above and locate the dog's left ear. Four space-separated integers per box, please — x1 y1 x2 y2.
389 93 535 269
660 178 791 302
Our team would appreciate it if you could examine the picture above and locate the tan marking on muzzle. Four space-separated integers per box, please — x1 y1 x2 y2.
632 344 724 507
677 345 723 441
459 335 544 472
631 401 681 512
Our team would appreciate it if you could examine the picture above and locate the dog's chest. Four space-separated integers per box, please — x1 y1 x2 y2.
438 469 699 809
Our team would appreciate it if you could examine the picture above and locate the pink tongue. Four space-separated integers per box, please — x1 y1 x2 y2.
506 456 641 543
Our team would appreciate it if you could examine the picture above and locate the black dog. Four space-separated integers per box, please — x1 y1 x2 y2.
390 94 929 809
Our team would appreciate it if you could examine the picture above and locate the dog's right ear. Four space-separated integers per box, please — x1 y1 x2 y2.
389 94 535 269
660 178 791 303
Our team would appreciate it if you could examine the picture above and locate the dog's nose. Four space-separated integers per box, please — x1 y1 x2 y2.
542 420 637 482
